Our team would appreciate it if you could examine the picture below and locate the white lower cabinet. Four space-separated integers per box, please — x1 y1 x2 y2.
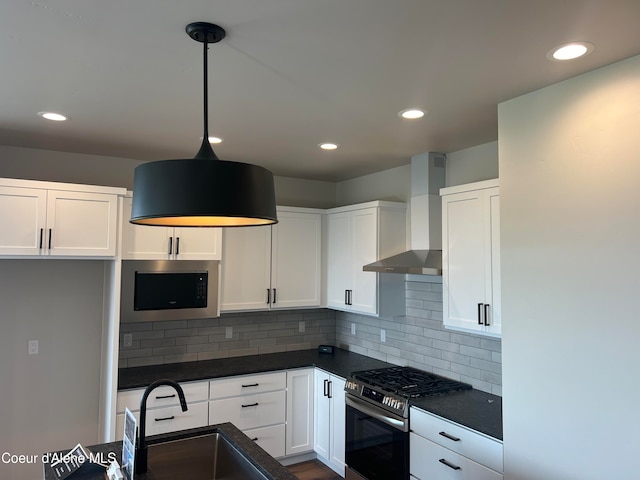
286 368 315 456
115 381 209 440
410 407 503 480
209 371 287 458
314 369 346 476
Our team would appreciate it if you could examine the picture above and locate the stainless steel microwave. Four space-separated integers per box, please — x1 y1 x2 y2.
120 259 219 322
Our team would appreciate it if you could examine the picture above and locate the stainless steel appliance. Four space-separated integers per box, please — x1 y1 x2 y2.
120 259 219 322
344 366 471 480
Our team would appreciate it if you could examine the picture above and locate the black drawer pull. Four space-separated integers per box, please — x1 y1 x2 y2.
39 228 44 249
242 402 259 408
155 394 176 400
175 236 180 255
477 303 483 325
251 437 259 442
484 303 490 326
439 458 461 470
48 228 52 249
242 383 259 388
439 431 461 442
154 416 175 422
168 236 173 255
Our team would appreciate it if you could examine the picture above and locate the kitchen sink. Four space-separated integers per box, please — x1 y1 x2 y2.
144 432 269 480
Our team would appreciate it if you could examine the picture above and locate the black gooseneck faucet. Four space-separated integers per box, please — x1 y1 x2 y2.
135 379 188 474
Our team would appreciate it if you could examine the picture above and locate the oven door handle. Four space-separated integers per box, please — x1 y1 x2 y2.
346 395 408 432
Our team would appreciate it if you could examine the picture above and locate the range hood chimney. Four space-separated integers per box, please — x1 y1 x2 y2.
363 152 445 275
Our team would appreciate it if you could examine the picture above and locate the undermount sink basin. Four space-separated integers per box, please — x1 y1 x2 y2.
144 432 268 480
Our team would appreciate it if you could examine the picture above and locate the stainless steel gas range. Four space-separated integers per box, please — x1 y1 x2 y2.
344 366 472 480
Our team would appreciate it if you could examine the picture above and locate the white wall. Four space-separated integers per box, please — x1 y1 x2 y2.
0 145 337 208
0 260 105 480
499 54 640 480
445 141 498 187
335 164 410 205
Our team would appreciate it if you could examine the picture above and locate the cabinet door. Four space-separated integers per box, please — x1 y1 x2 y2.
313 370 331 459
329 375 346 475
326 212 351 310
173 227 222 260
486 189 501 335
46 190 118 256
410 433 503 480
286 368 315 456
121 196 173 259
220 225 272 311
0 186 47 255
271 211 321 309
350 208 378 315
442 189 488 332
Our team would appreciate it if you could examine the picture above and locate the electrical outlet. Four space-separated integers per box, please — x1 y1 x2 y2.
225 326 233 339
28 340 39 355
299 321 305 333
380 329 386 343
351 323 356 335
123 333 133 347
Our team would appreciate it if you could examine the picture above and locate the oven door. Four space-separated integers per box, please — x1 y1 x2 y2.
345 395 409 480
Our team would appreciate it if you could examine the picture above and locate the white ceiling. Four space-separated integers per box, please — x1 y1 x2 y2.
1 1 640 182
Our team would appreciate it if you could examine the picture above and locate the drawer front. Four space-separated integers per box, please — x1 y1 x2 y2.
209 371 286 399
209 390 286 430
410 433 503 480
410 407 503 473
244 424 286 459
117 381 209 413
115 402 208 439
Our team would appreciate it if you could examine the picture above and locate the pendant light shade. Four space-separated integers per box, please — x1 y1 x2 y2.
130 22 277 227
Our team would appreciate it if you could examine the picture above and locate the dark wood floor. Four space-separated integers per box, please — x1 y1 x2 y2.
287 460 343 480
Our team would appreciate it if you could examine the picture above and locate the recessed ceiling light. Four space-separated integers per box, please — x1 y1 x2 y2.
37 111 68 121
399 108 425 119
319 143 339 150
547 42 595 61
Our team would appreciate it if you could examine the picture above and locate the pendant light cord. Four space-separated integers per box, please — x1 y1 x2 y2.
194 36 218 160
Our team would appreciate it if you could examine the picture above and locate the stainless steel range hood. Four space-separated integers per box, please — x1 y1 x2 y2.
363 152 445 275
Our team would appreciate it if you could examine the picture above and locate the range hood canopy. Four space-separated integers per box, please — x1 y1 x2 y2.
363 250 442 275
363 152 445 275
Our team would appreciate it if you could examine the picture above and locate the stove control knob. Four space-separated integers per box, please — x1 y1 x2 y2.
398 401 404 410
391 399 397 409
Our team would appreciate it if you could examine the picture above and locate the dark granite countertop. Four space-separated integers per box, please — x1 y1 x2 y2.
118 348 502 441
43 423 296 480
118 348 393 390
411 388 503 440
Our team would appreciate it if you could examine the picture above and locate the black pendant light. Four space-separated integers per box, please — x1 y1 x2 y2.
130 22 277 227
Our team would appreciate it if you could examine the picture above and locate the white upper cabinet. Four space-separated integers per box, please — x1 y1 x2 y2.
0 179 123 257
326 201 406 317
221 206 322 312
121 195 222 260
441 179 501 337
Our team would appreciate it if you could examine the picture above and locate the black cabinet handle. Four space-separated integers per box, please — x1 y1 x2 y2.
266 289 271 304
39 228 44 249
154 416 175 422
273 288 276 304
241 402 259 408
323 378 329 397
155 394 176 400
439 431 461 442
484 304 490 326
347 290 353 305
439 458 461 470
328 380 333 399
48 228 52 249
251 437 258 442
345 290 349 305
241 383 259 388
477 303 483 325
168 236 173 255
175 237 180 255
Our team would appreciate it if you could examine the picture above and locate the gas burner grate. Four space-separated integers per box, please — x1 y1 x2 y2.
352 366 472 398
